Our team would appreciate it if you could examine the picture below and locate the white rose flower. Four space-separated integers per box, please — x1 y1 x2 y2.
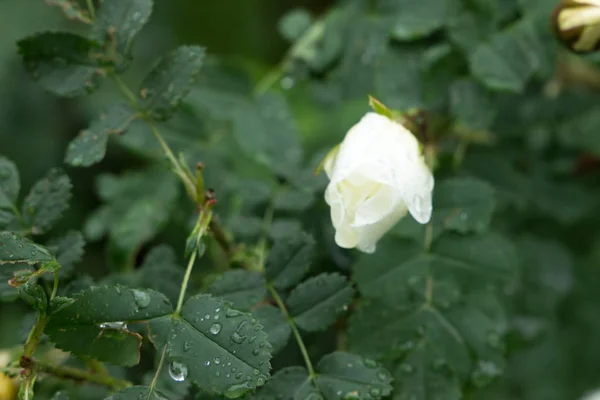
323 112 434 253
581 388 600 400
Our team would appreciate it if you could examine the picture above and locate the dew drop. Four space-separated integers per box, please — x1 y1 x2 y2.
214 357 221 365
369 388 381 397
210 323 222 335
252 349 260 356
257 376 266 387
183 341 193 352
248 336 257 343
363 358 377 368
230 332 246 344
132 289 151 308
235 372 243 379
99 321 127 330
168 361 188 382
226 308 244 318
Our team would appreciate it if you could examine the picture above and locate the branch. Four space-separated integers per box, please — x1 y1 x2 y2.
20 357 131 391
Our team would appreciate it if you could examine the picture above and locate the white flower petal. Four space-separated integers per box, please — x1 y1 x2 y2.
323 111 434 253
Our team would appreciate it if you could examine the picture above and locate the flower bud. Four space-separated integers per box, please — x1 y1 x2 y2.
323 112 434 253
553 0 600 53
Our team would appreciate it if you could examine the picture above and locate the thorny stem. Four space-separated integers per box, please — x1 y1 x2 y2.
267 283 316 378
20 358 131 391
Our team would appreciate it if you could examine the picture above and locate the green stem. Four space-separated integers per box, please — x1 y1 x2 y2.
146 120 197 202
22 314 48 359
86 0 95 19
453 140 468 169
51 272 59 300
267 283 316 378
175 250 197 314
148 344 168 396
22 358 131 391
255 201 275 271
112 73 139 106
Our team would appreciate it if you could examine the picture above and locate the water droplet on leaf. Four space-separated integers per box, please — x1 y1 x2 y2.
168 361 188 382
210 323 222 335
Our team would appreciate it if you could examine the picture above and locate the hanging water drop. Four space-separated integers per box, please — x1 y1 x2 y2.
168 361 188 382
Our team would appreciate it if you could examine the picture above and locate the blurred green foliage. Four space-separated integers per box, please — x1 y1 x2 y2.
4 0 600 399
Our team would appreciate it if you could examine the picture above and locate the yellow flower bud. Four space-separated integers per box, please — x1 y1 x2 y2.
0 372 16 400
553 0 600 53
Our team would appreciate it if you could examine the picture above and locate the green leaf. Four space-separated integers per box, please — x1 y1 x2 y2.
278 9 313 42
92 0 153 64
287 273 354 332
46 285 173 366
21 169 72 235
348 294 506 399
46 230 85 277
207 270 267 310
139 45 205 120
269 219 303 241
375 44 424 110
468 19 543 92
51 391 70 400
255 352 393 399
18 32 107 97
148 294 271 396
379 0 448 40
0 232 54 265
265 232 315 290
253 305 291 355
446 0 498 52
557 106 600 157
233 93 303 174
0 157 20 211
65 103 137 167
273 187 315 212
337 17 388 99
87 168 179 267
289 7 349 72
432 177 496 234
449 78 495 130
18 281 48 312
48 296 76 315
349 234 513 399
104 386 169 400
135 245 184 306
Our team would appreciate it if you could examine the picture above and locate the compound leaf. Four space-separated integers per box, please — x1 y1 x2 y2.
0 157 20 211
46 285 173 366
287 273 354 332
139 45 205 120
21 169 72 235
207 270 267 310
265 232 315 290
149 294 271 397
65 103 137 167
18 32 108 97
92 0 153 65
